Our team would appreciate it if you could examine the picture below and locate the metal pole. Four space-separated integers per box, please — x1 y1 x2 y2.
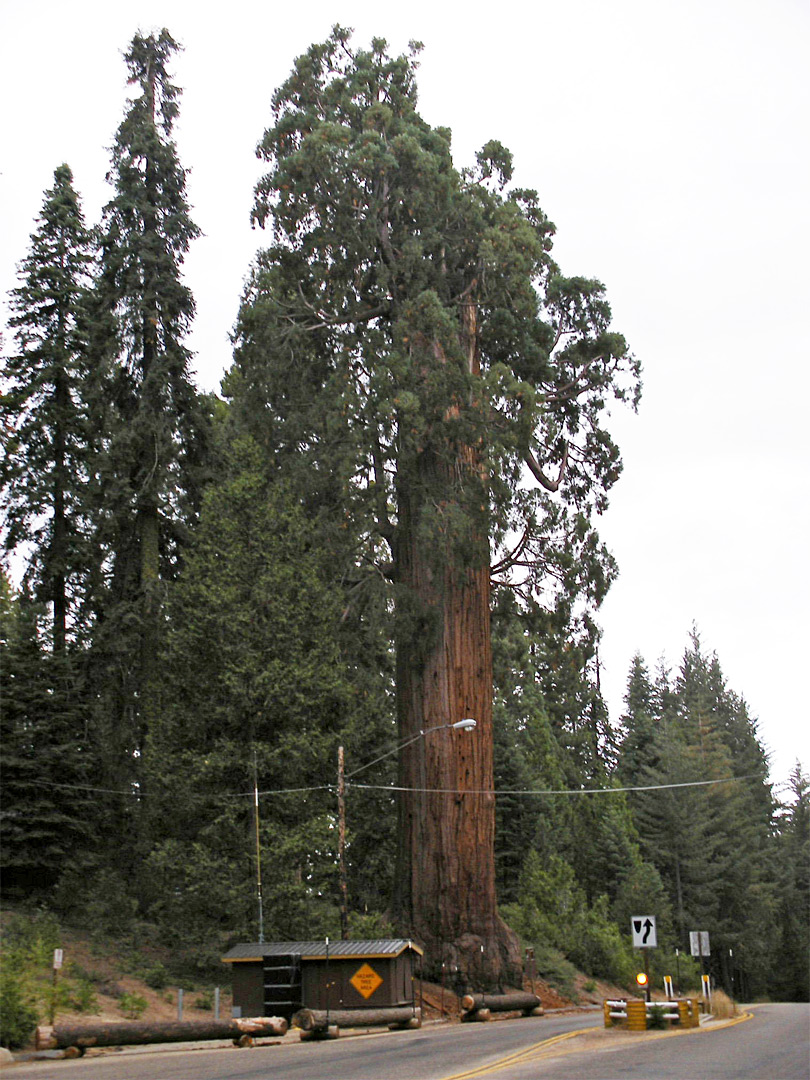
338 746 349 940
253 750 264 944
214 986 220 1020
643 950 651 1003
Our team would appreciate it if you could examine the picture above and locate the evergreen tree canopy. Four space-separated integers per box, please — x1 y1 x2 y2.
0 583 97 895
141 432 353 942
92 29 209 765
4 25 801 1006
231 26 639 984
617 633 779 996
97 28 206 543
771 765 810 1000
2 165 94 650
234 27 639 590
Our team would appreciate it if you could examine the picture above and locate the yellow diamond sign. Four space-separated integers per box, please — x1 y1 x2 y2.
350 962 383 999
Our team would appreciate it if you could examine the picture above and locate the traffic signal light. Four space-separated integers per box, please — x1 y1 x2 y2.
636 971 649 988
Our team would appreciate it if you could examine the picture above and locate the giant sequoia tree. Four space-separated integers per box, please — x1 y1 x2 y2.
232 28 639 984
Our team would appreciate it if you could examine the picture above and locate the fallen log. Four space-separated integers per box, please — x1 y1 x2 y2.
299 1026 339 1041
293 1006 421 1035
35 1016 287 1051
461 1007 491 1022
461 992 543 1018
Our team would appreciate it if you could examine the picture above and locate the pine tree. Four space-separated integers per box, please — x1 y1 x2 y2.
142 433 355 942
616 653 658 782
622 636 778 995
93 29 208 771
0 579 96 896
771 765 810 1000
232 28 639 983
2 165 94 651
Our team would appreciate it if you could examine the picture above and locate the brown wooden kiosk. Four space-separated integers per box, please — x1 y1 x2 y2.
222 939 423 1024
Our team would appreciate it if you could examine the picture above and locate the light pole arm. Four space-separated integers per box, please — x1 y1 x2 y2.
344 719 476 781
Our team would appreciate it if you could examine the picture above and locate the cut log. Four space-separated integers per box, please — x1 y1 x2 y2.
293 1007 421 1033
461 1007 491 1022
461 992 543 1016
299 1025 339 1041
35 1016 287 1051
389 1016 422 1030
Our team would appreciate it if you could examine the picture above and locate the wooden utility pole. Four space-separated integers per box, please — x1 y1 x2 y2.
338 746 349 940
253 750 264 943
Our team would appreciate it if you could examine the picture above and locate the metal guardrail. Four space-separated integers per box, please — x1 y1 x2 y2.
603 998 700 1029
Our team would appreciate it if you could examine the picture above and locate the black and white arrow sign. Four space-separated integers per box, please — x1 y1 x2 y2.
631 915 657 948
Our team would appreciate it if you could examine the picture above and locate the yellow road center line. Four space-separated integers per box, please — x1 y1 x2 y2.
438 1030 588 1080
436 1012 755 1080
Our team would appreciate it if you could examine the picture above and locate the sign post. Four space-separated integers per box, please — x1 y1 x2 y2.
50 949 64 1025
631 917 656 1003
525 948 537 996
690 931 711 1010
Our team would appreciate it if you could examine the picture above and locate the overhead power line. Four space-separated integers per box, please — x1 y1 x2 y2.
26 774 758 800
346 775 761 795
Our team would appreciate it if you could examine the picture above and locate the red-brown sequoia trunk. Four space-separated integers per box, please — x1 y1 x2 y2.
391 303 521 989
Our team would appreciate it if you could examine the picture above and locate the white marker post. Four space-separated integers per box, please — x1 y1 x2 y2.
50 949 64 1024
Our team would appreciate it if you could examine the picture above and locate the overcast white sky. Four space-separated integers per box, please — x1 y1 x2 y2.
2 0 808 789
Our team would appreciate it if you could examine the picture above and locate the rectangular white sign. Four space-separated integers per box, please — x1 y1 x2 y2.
689 931 710 957
631 915 657 948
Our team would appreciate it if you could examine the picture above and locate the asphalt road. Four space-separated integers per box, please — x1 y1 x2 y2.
9 1003 809 1080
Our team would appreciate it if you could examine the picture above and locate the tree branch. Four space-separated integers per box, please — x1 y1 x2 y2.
525 440 568 492
490 526 531 575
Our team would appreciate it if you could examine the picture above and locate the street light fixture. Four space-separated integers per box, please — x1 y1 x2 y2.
344 718 477 782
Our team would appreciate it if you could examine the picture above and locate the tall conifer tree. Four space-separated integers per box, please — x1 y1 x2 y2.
772 766 810 1000
233 28 639 982
95 29 206 764
2 165 93 651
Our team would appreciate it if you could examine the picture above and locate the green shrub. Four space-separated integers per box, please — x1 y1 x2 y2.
55 869 137 938
118 992 147 1019
647 1004 668 1029
67 979 99 1014
565 898 635 985
347 911 394 939
193 989 213 1011
504 852 635 986
0 970 39 1049
2 911 61 968
141 963 169 991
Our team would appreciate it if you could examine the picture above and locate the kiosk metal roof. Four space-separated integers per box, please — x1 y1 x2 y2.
222 939 423 963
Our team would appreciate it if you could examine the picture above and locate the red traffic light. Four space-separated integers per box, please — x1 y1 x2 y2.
636 972 649 987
